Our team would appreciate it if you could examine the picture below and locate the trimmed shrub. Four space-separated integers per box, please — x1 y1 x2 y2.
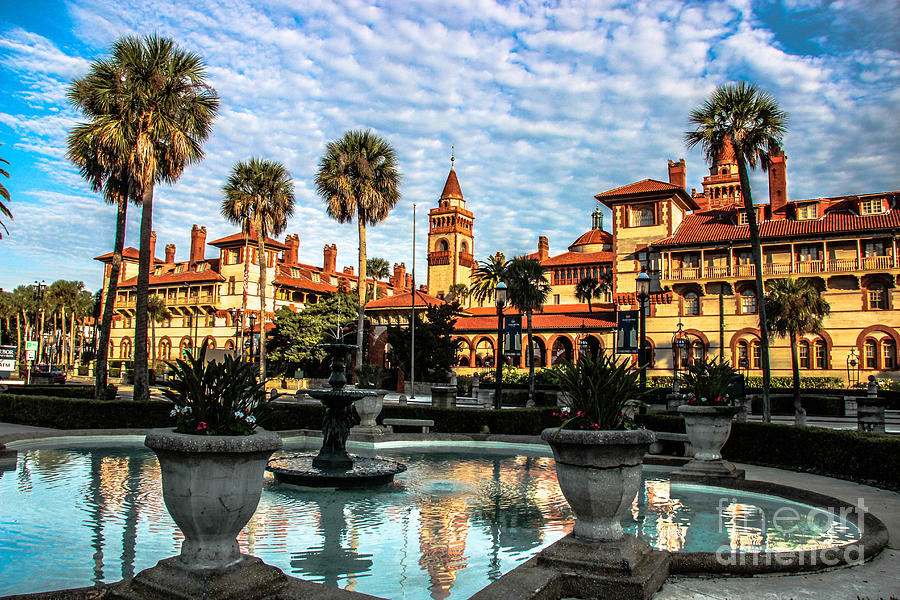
3 385 117 401
0 394 172 429
744 376 844 389
749 394 845 416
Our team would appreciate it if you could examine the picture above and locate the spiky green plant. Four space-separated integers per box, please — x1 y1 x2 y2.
680 357 739 404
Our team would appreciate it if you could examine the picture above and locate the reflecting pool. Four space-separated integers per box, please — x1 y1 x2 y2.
0 442 860 599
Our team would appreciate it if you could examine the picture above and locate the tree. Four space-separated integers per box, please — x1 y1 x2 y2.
315 130 401 364
366 257 391 301
10 286 33 363
686 81 788 423
387 302 462 382
147 294 169 375
267 292 358 376
574 272 612 312
765 278 830 426
73 289 95 363
470 253 508 305
0 290 14 345
507 257 551 407
46 280 84 369
0 147 12 238
447 283 469 304
222 158 296 379
66 113 133 397
68 34 219 402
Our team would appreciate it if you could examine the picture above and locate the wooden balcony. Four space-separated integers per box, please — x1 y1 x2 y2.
459 252 476 268
428 250 451 266
114 294 218 308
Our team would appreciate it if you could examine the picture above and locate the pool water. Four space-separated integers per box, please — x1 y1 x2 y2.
0 443 860 599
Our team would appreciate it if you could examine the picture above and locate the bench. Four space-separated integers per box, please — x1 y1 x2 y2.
383 418 435 433
649 432 692 457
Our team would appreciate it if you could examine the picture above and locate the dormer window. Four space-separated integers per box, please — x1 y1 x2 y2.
196 262 208 273
174 264 184 274
311 272 320 282
737 210 749 226
860 198 884 215
797 203 817 220
291 267 300 278
629 204 656 227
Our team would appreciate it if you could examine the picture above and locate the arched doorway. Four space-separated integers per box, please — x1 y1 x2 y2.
579 334 601 358
551 337 573 365
526 337 546 368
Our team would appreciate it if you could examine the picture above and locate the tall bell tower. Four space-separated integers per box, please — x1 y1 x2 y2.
427 150 475 302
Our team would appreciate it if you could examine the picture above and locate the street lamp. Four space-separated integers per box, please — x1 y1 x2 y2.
672 320 685 392
635 268 650 390
229 308 243 360
847 348 859 387
494 281 507 410
248 312 257 363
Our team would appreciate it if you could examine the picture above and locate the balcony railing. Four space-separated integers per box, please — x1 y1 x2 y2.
664 255 895 280
459 252 475 268
428 250 451 266
114 294 218 308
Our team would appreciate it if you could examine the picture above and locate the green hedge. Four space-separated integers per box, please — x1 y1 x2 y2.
0 394 172 429
637 411 899 490
380 405 559 435
750 394 845 416
2 385 117 401
744 376 845 389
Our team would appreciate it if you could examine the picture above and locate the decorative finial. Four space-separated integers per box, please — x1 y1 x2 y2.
450 145 455 170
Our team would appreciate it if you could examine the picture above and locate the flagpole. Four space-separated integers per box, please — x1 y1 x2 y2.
411 202 416 400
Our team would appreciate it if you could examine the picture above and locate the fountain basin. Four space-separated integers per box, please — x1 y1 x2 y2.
267 454 407 488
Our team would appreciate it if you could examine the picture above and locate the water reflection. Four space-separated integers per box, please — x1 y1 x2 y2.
0 446 863 600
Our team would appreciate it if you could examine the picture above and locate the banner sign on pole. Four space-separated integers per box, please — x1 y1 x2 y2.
504 315 522 356
616 310 639 354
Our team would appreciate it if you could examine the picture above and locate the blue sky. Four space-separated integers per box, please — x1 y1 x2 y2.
1 0 897 292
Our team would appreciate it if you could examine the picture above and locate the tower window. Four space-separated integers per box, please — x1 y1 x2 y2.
438 239 449 252
629 205 656 227
860 198 884 215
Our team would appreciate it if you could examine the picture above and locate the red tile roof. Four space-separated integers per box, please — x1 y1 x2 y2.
456 312 615 331
366 289 445 309
464 303 611 316
120 267 225 286
273 272 337 293
653 203 900 247
614 291 673 305
94 247 163 263
569 228 612 249
596 178 683 198
440 168 464 200
543 250 615 267
208 232 288 250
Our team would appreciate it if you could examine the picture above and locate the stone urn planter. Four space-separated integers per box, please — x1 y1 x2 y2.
145 427 283 568
114 428 289 600
672 404 744 481
353 389 387 432
540 428 655 541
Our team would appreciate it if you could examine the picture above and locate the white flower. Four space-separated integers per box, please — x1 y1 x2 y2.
170 409 178 417
247 415 256 424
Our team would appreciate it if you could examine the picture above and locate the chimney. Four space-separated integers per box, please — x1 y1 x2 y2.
391 262 407 289
343 266 354 275
283 234 299 264
189 224 207 263
668 159 686 189
323 244 337 273
165 244 176 264
419 284 428 293
149 231 157 262
768 150 788 220
405 273 412 289
538 236 549 261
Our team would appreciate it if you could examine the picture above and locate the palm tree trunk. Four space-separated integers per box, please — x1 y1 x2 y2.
69 308 76 367
256 230 268 380
95 196 127 400
15 313 22 364
151 319 157 376
736 156 772 423
526 309 535 408
133 181 154 402
356 215 367 366
790 331 805 426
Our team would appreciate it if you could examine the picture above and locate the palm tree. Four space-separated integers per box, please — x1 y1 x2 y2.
73 289 95 365
765 278 830 426
46 280 83 369
447 283 470 304
68 34 219 402
223 158 296 379
686 81 788 423
10 286 33 364
470 253 508 306
66 116 133 398
147 294 169 376
0 290 15 345
506 257 551 407
366 257 391 301
574 273 612 312
0 146 12 238
316 130 401 362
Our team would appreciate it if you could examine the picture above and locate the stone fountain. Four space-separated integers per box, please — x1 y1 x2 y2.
267 344 406 488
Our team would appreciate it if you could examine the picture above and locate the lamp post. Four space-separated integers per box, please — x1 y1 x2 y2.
229 308 243 360
672 320 685 393
248 312 257 364
635 269 650 390
847 348 859 387
494 281 507 410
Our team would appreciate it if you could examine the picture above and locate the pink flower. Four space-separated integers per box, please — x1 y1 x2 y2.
577 411 584 417
197 421 207 432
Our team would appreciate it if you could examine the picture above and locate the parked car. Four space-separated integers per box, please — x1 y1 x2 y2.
19 364 67 384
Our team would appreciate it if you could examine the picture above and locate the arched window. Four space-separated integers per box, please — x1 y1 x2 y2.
438 239 449 252
551 337 573 365
526 338 546 368
120 338 132 359
865 339 877 369
868 283 887 310
460 241 468 254
158 339 171 361
458 355 470 367
884 340 897 370
741 290 757 314
737 341 749 369
799 340 811 369
814 340 827 369
751 341 761 368
684 292 699 316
